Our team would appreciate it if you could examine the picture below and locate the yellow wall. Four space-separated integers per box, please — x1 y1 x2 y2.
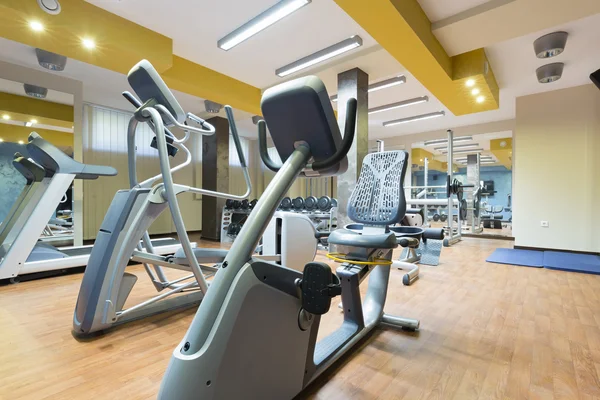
514 84 600 252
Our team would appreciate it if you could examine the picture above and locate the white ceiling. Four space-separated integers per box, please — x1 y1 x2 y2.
417 0 493 23
87 0 379 89
0 0 596 142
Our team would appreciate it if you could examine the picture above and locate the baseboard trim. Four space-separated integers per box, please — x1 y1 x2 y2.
514 245 600 256
463 233 515 241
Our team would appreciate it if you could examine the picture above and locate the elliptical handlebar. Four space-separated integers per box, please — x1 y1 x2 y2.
258 97 357 173
224 105 248 168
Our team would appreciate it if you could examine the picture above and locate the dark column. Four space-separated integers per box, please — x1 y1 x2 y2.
336 68 369 227
201 116 229 240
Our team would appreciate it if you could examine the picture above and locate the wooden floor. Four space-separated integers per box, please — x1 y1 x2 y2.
1 237 600 399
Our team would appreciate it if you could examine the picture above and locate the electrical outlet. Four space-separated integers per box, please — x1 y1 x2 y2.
541 221 549 227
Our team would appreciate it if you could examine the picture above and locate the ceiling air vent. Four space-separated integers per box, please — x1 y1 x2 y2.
37 0 61 15
204 100 223 113
24 84 48 99
36 48 67 71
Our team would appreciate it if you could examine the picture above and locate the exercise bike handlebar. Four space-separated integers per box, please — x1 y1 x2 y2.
258 98 357 173
224 105 248 168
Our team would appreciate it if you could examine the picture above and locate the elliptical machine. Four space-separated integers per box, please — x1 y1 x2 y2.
72 60 252 336
159 76 419 399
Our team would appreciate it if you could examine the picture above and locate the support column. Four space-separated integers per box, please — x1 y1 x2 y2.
466 153 481 232
201 116 229 241
336 68 369 227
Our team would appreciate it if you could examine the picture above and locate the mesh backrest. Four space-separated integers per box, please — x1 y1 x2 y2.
348 151 408 225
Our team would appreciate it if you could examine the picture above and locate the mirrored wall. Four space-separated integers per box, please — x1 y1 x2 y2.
0 77 75 246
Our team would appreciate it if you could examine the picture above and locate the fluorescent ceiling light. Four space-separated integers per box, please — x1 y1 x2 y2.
424 136 472 146
481 161 496 164
276 35 362 77
330 75 406 101
368 96 428 115
383 111 445 127
441 148 484 154
218 0 311 51
434 143 479 151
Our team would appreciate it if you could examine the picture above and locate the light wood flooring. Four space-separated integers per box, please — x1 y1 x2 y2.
1 237 600 399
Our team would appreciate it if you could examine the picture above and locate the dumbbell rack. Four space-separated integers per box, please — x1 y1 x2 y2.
278 196 338 244
220 199 257 243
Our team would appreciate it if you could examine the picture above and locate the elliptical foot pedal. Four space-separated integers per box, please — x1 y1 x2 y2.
300 262 341 315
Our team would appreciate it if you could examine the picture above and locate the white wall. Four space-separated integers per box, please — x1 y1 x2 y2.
514 84 600 252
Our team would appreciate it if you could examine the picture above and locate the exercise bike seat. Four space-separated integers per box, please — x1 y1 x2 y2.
171 247 229 266
328 228 398 249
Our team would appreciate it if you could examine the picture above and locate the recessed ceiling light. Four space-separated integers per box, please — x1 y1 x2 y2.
368 96 428 115
218 0 311 51
383 111 445 127
2 114 10 120
25 122 33 127
276 35 362 77
38 0 61 15
29 21 44 32
465 79 476 87
31 119 38 124
471 88 480 96
18 140 24 145
82 38 96 50
476 95 485 103
331 76 406 101
0 138 3 142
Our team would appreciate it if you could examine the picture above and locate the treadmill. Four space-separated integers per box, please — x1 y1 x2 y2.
0 133 182 282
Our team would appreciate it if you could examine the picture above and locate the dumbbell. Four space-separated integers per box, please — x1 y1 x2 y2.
292 196 305 211
249 199 258 209
440 214 448 222
433 214 440 222
225 199 235 209
232 200 241 209
317 196 332 211
331 198 338 208
305 196 318 211
240 199 249 210
279 197 292 211
227 222 241 236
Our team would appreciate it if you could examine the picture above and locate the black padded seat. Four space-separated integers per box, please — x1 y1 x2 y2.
172 248 229 266
328 228 398 249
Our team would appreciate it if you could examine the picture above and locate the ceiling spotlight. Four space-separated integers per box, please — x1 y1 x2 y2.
18 140 24 145
465 79 475 87
276 35 362 77
204 100 223 113
536 62 564 83
31 119 38 124
218 0 311 51
36 48 67 71
476 95 485 103
24 84 48 99
2 114 10 120
37 0 61 15
471 88 480 96
383 111 445 127
534 31 568 59
25 122 33 127
29 21 44 32
252 115 264 125
0 138 3 142
82 38 96 50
